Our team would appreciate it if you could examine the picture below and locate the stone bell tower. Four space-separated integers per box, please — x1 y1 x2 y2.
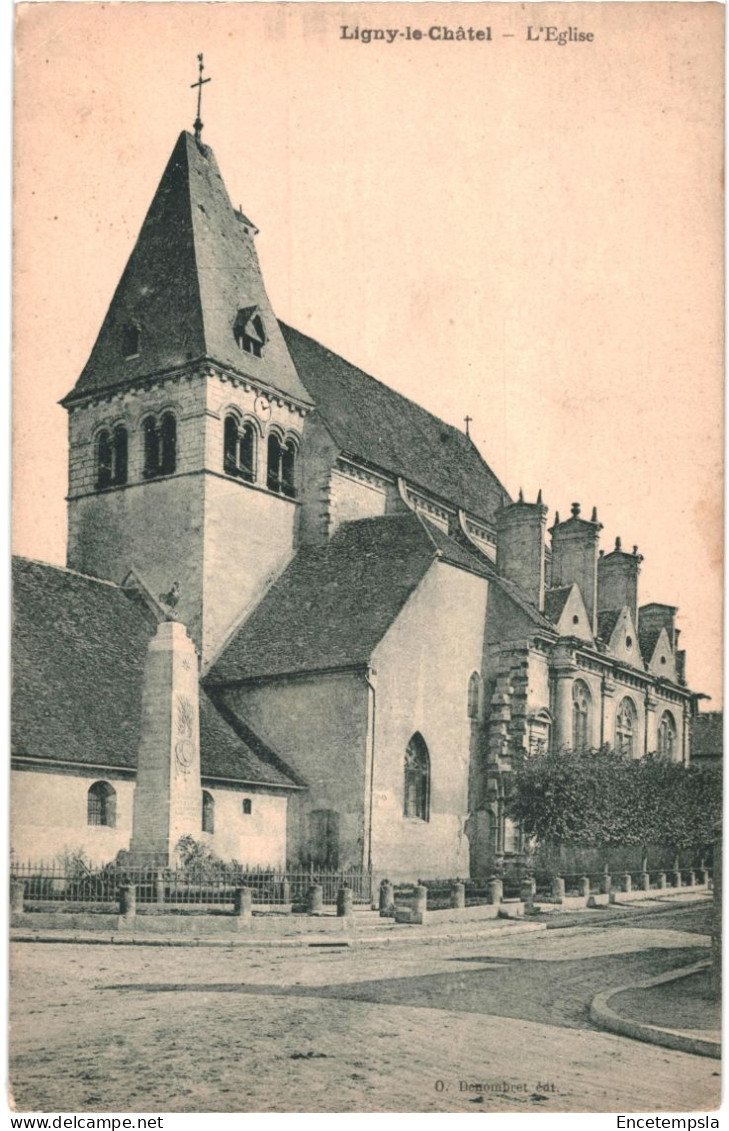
130 618 202 864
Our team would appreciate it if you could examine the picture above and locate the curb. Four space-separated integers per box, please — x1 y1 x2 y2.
589 961 720 1059
9 918 547 951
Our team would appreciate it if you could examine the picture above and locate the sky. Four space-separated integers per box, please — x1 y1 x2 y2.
13 2 724 705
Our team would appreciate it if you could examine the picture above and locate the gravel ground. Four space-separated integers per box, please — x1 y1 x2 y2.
9 903 720 1114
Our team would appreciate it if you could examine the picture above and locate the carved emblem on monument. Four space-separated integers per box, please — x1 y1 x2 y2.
174 694 196 773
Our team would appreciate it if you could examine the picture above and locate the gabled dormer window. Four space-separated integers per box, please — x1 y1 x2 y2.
122 323 141 359
234 307 266 358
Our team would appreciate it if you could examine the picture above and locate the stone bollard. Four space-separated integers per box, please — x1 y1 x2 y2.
10 879 25 915
578 875 590 899
307 884 324 915
621 872 632 893
413 884 428 919
600 867 611 895
520 875 536 903
337 885 353 918
450 881 466 910
379 879 395 917
552 875 566 900
119 883 137 919
281 879 291 905
640 871 651 892
658 871 667 890
233 886 253 917
155 870 165 907
698 868 709 886
687 869 696 887
672 868 682 888
486 875 503 905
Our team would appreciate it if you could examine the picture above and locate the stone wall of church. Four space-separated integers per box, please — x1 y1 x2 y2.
220 671 370 869
200 783 288 867
11 768 135 866
369 560 489 881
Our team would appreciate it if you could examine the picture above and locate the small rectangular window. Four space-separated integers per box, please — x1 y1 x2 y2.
242 798 252 815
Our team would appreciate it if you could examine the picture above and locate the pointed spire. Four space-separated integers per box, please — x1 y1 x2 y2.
554 510 560 525
536 489 543 504
191 53 212 146
518 487 524 503
615 536 622 551
591 506 598 523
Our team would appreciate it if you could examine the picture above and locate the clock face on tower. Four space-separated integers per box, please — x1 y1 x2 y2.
254 395 272 423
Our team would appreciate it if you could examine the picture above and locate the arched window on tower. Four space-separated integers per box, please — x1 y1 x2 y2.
112 425 128 485
96 429 113 489
143 413 177 479
223 415 257 482
658 710 677 759
267 433 282 493
87 781 116 828
572 680 591 751
404 733 430 821
616 697 638 757
467 672 481 719
281 439 298 498
202 790 215 834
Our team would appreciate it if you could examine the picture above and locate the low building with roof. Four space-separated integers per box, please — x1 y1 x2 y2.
11 117 705 877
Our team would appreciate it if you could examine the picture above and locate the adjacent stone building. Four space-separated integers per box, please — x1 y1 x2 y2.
11 127 704 877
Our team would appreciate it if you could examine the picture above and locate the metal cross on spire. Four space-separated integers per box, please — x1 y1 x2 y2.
464 415 473 437
191 53 211 145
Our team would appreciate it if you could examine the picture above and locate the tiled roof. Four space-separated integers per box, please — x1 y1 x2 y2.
12 557 298 789
544 586 573 625
64 132 311 407
638 624 662 665
597 609 622 643
690 711 722 761
281 323 511 526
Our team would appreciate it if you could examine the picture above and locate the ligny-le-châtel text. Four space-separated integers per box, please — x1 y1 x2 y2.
339 25 594 44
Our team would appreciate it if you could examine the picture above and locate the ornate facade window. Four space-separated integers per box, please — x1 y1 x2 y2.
95 425 128 489
616 696 638 756
658 710 677 759
224 415 256 482
267 433 298 498
467 672 481 719
202 790 215 834
572 680 591 751
404 733 430 821
87 781 116 828
143 412 176 479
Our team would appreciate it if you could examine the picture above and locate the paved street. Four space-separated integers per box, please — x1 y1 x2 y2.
9 903 719 1114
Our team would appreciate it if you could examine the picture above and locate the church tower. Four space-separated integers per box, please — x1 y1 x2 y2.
63 116 313 662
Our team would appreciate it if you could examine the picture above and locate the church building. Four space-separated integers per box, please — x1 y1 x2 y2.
11 117 703 879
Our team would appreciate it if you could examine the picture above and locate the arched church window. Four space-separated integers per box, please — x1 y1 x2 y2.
404 733 430 821
224 415 257 482
267 433 282 493
202 790 215 834
467 672 481 719
281 439 298 498
572 680 591 751
658 710 677 759
616 696 638 757
143 413 177 479
96 429 113 489
87 781 116 828
112 425 128 485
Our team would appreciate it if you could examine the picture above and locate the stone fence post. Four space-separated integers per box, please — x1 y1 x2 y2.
487 875 503 905
413 885 428 919
621 872 632 893
657 871 667 890
600 866 611 895
119 884 137 919
10 879 25 915
379 879 395 917
337 885 353 918
450 882 466 909
552 875 566 900
578 875 590 898
520 875 536 904
233 886 253 918
307 884 324 915
640 871 650 892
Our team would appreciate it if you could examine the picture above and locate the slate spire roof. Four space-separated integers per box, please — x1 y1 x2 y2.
64 131 311 407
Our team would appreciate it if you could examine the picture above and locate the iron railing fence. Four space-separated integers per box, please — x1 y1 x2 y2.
11 863 373 908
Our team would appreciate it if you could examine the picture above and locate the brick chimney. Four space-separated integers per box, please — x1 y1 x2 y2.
549 503 602 634
639 603 678 650
496 489 548 611
598 538 643 626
